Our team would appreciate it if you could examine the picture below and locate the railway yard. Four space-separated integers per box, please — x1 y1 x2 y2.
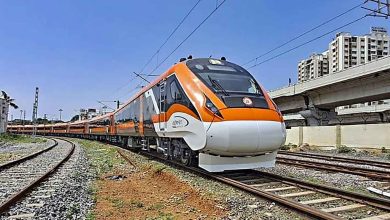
0 135 389 220
2 1 390 219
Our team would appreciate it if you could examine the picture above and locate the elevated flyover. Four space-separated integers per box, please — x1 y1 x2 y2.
269 56 390 125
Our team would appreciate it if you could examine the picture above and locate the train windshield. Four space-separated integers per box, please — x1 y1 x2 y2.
202 72 260 94
187 59 263 96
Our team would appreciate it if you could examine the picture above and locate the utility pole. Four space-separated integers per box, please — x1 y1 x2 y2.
59 109 63 121
20 110 23 125
23 110 26 126
32 87 39 137
363 0 390 18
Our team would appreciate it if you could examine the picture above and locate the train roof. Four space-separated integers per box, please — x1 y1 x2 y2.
114 57 237 114
114 62 178 113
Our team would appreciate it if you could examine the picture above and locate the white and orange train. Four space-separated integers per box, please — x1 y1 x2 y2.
8 58 286 172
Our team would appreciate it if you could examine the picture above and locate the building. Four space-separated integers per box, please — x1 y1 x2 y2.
0 95 10 134
79 108 101 120
298 52 329 82
298 27 389 82
329 27 389 73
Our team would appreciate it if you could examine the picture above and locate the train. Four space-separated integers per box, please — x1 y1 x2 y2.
8 57 286 172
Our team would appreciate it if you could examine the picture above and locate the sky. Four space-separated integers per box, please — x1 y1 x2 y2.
1 0 389 121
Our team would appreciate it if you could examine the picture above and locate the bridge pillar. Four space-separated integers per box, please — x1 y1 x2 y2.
379 111 390 123
299 108 337 126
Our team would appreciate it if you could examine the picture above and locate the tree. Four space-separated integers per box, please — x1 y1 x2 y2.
1 91 18 109
70 115 79 122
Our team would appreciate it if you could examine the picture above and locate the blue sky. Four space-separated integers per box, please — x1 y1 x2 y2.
1 0 389 120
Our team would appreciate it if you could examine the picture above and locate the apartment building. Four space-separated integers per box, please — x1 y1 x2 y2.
298 27 389 82
329 27 389 73
298 52 329 82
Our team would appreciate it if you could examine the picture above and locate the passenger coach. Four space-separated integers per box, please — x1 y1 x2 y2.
8 57 286 172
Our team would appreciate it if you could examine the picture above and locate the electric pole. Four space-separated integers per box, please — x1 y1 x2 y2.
20 110 23 125
32 87 39 137
59 109 63 121
363 0 390 18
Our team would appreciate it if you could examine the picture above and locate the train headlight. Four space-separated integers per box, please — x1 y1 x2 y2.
205 97 222 117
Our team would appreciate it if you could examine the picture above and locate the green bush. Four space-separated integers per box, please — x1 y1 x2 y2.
0 134 46 144
336 145 355 154
280 145 291 150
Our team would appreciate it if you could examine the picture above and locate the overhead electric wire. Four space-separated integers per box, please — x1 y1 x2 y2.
248 14 370 69
117 81 144 100
109 1 202 100
242 2 366 67
138 0 202 75
146 0 227 77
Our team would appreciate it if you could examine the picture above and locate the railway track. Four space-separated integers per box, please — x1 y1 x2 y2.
117 149 390 220
276 153 390 181
279 151 390 169
0 138 75 215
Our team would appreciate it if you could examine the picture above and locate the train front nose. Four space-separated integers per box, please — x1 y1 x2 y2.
204 120 286 156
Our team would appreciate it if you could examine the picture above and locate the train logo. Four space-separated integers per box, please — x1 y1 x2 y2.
242 97 253 106
172 116 189 128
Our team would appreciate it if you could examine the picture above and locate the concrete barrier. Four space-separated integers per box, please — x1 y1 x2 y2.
285 123 390 149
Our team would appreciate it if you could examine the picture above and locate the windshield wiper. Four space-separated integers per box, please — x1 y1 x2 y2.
249 78 261 94
208 75 229 96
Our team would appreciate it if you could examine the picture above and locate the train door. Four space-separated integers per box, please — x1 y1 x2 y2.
159 79 167 131
139 96 144 136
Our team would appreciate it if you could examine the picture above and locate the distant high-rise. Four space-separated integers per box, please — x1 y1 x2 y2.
329 27 389 74
298 52 329 82
298 27 389 82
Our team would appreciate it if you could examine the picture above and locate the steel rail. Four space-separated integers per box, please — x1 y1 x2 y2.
117 149 342 220
0 138 58 170
0 138 75 213
277 157 390 181
279 151 390 169
250 170 390 211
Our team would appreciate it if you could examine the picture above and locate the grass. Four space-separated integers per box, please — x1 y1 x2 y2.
0 133 46 144
147 203 165 211
302 176 324 185
112 198 125 209
65 203 80 219
336 145 356 153
75 139 130 219
85 212 96 220
77 139 125 175
152 164 167 175
130 200 145 209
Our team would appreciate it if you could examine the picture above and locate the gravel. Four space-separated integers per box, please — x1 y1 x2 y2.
0 137 49 153
294 148 390 164
0 139 95 220
258 164 383 193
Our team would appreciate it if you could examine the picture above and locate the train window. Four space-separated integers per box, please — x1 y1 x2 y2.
133 98 140 122
187 58 264 96
170 81 183 101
